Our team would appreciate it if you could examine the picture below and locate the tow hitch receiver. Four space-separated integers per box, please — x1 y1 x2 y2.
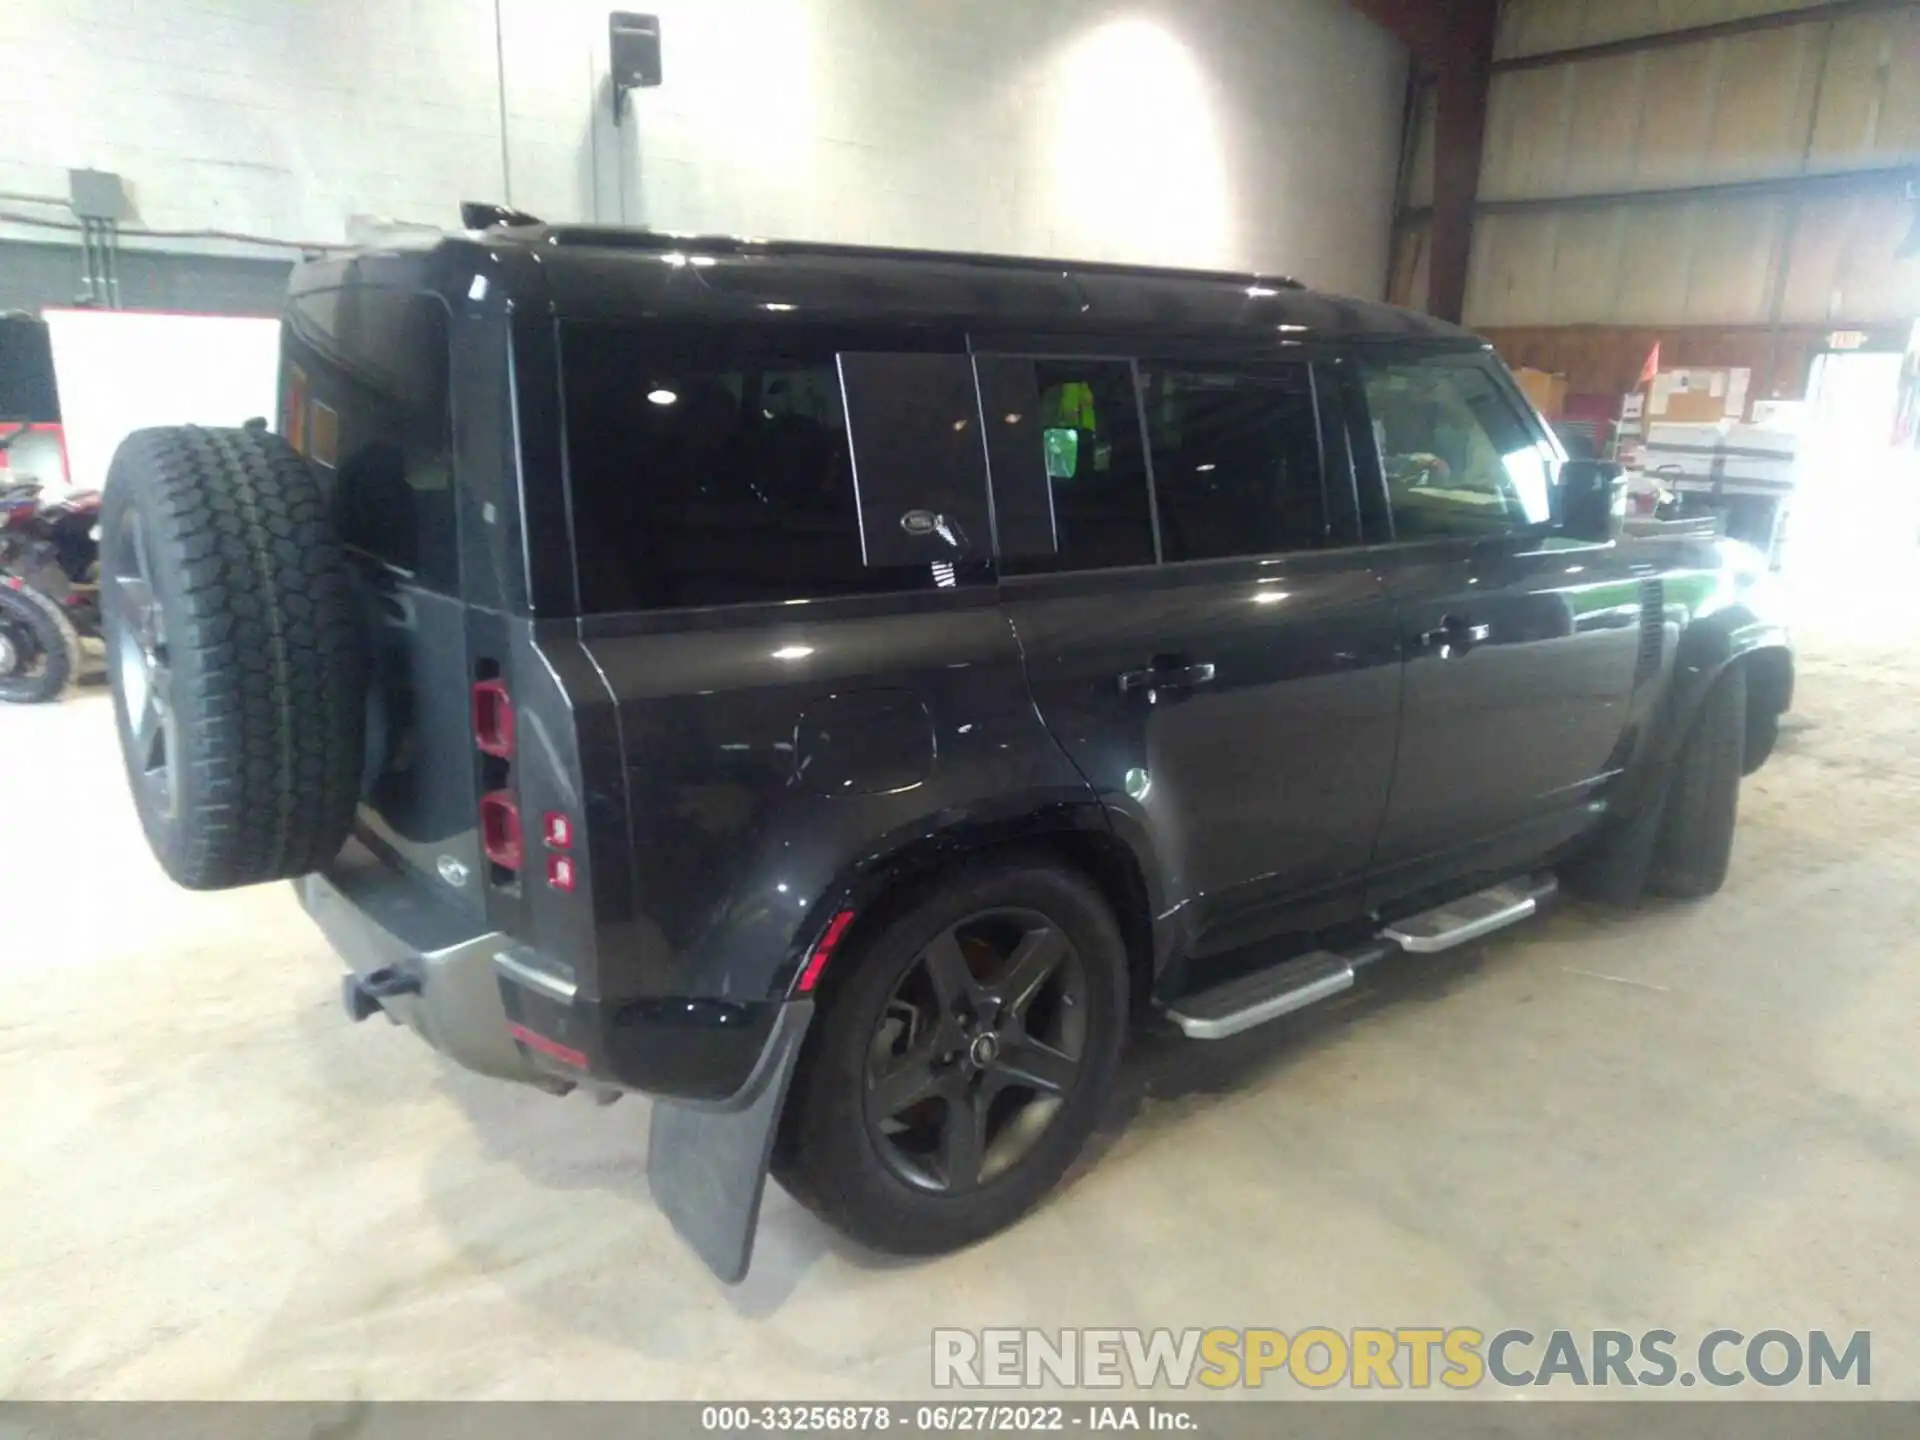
341 966 422 1023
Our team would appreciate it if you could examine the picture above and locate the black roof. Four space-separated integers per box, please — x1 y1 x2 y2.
293 223 1479 349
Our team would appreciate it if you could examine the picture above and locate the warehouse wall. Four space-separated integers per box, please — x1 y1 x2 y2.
1391 0 1920 366
0 0 1407 301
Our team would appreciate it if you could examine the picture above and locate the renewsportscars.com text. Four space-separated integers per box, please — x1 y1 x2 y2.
932 1327 1870 1391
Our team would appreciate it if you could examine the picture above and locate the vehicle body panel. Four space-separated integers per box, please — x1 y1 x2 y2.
1365 532 1647 904
576 595 1096 1005
1001 552 1403 963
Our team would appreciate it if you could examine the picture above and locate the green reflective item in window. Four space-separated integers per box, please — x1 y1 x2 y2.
1044 426 1079 479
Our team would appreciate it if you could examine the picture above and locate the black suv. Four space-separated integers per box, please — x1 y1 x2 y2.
99 224 1792 1282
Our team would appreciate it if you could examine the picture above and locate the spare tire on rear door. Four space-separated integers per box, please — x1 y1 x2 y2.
101 425 365 890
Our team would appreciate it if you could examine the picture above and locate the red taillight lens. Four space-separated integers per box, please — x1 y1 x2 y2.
543 811 573 849
472 678 515 758
796 909 857 994
479 790 523 870
547 854 576 892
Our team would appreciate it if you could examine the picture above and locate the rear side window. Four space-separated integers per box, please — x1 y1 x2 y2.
1003 359 1156 574
836 353 995 568
561 325 983 613
1357 355 1553 540
283 288 454 590
1141 366 1326 561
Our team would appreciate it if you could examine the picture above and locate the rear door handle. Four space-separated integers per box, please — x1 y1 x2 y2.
1117 661 1217 694
1417 616 1491 654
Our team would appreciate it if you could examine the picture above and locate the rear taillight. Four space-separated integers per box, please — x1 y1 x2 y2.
473 667 576 897
479 790 523 871
474 669 520 884
473 677 515 758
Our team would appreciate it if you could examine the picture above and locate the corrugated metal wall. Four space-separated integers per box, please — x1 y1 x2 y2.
1392 0 1920 394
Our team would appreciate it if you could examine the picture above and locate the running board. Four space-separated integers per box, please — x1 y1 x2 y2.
1166 947 1387 1040
1165 874 1557 1041
1380 874 1557 953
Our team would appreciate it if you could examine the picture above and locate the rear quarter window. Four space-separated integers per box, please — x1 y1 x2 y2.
560 322 977 614
283 288 455 591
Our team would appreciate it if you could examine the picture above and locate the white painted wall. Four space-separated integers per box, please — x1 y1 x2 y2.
1 0 1406 297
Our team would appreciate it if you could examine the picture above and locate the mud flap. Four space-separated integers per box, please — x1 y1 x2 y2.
647 999 814 1283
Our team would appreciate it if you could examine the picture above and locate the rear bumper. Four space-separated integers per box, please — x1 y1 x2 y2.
298 854 817 1284
297 858 789 1104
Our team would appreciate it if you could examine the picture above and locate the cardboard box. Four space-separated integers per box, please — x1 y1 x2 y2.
1513 366 1570 420
1646 367 1750 424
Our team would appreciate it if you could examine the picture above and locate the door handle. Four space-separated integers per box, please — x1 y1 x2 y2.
1117 661 1217 695
1417 616 1491 655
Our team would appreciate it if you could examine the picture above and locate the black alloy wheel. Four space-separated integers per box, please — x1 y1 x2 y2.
774 860 1128 1255
864 908 1089 1194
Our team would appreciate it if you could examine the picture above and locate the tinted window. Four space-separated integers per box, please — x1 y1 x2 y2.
1142 367 1325 562
1004 359 1155 574
973 357 1060 560
1359 356 1553 539
837 353 993 567
562 325 955 613
285 289 455 591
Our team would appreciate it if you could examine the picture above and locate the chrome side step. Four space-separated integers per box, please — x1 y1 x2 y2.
1380 874 1557 953
1166 951 1357 1040
1165 874 1558 1041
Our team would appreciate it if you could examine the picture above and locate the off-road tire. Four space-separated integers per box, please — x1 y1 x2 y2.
101 426 364 889
1648 665 1747 899
0 581 82 703
774 860 1128 1255
1742 707 1780 776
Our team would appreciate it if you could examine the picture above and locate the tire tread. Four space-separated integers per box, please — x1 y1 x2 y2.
1649 666 1746 899
104 426 362 889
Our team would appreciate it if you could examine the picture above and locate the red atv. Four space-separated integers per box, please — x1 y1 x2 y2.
1 425 101 703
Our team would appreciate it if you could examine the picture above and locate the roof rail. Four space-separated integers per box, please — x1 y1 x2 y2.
531 224 1306 291
461 201 545 231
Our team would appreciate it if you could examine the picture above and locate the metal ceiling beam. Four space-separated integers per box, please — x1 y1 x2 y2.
1493 0 1920 73
1395 161 1920 223
1345 0 1498 323
1344 0 1495 72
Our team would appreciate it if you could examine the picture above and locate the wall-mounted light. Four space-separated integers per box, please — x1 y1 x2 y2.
611 13 663 125
647 388 678 406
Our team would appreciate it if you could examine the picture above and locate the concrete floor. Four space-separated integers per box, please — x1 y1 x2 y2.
4 580 1919 1401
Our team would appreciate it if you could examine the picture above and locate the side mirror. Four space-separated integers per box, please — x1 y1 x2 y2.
1559 459 1627 542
